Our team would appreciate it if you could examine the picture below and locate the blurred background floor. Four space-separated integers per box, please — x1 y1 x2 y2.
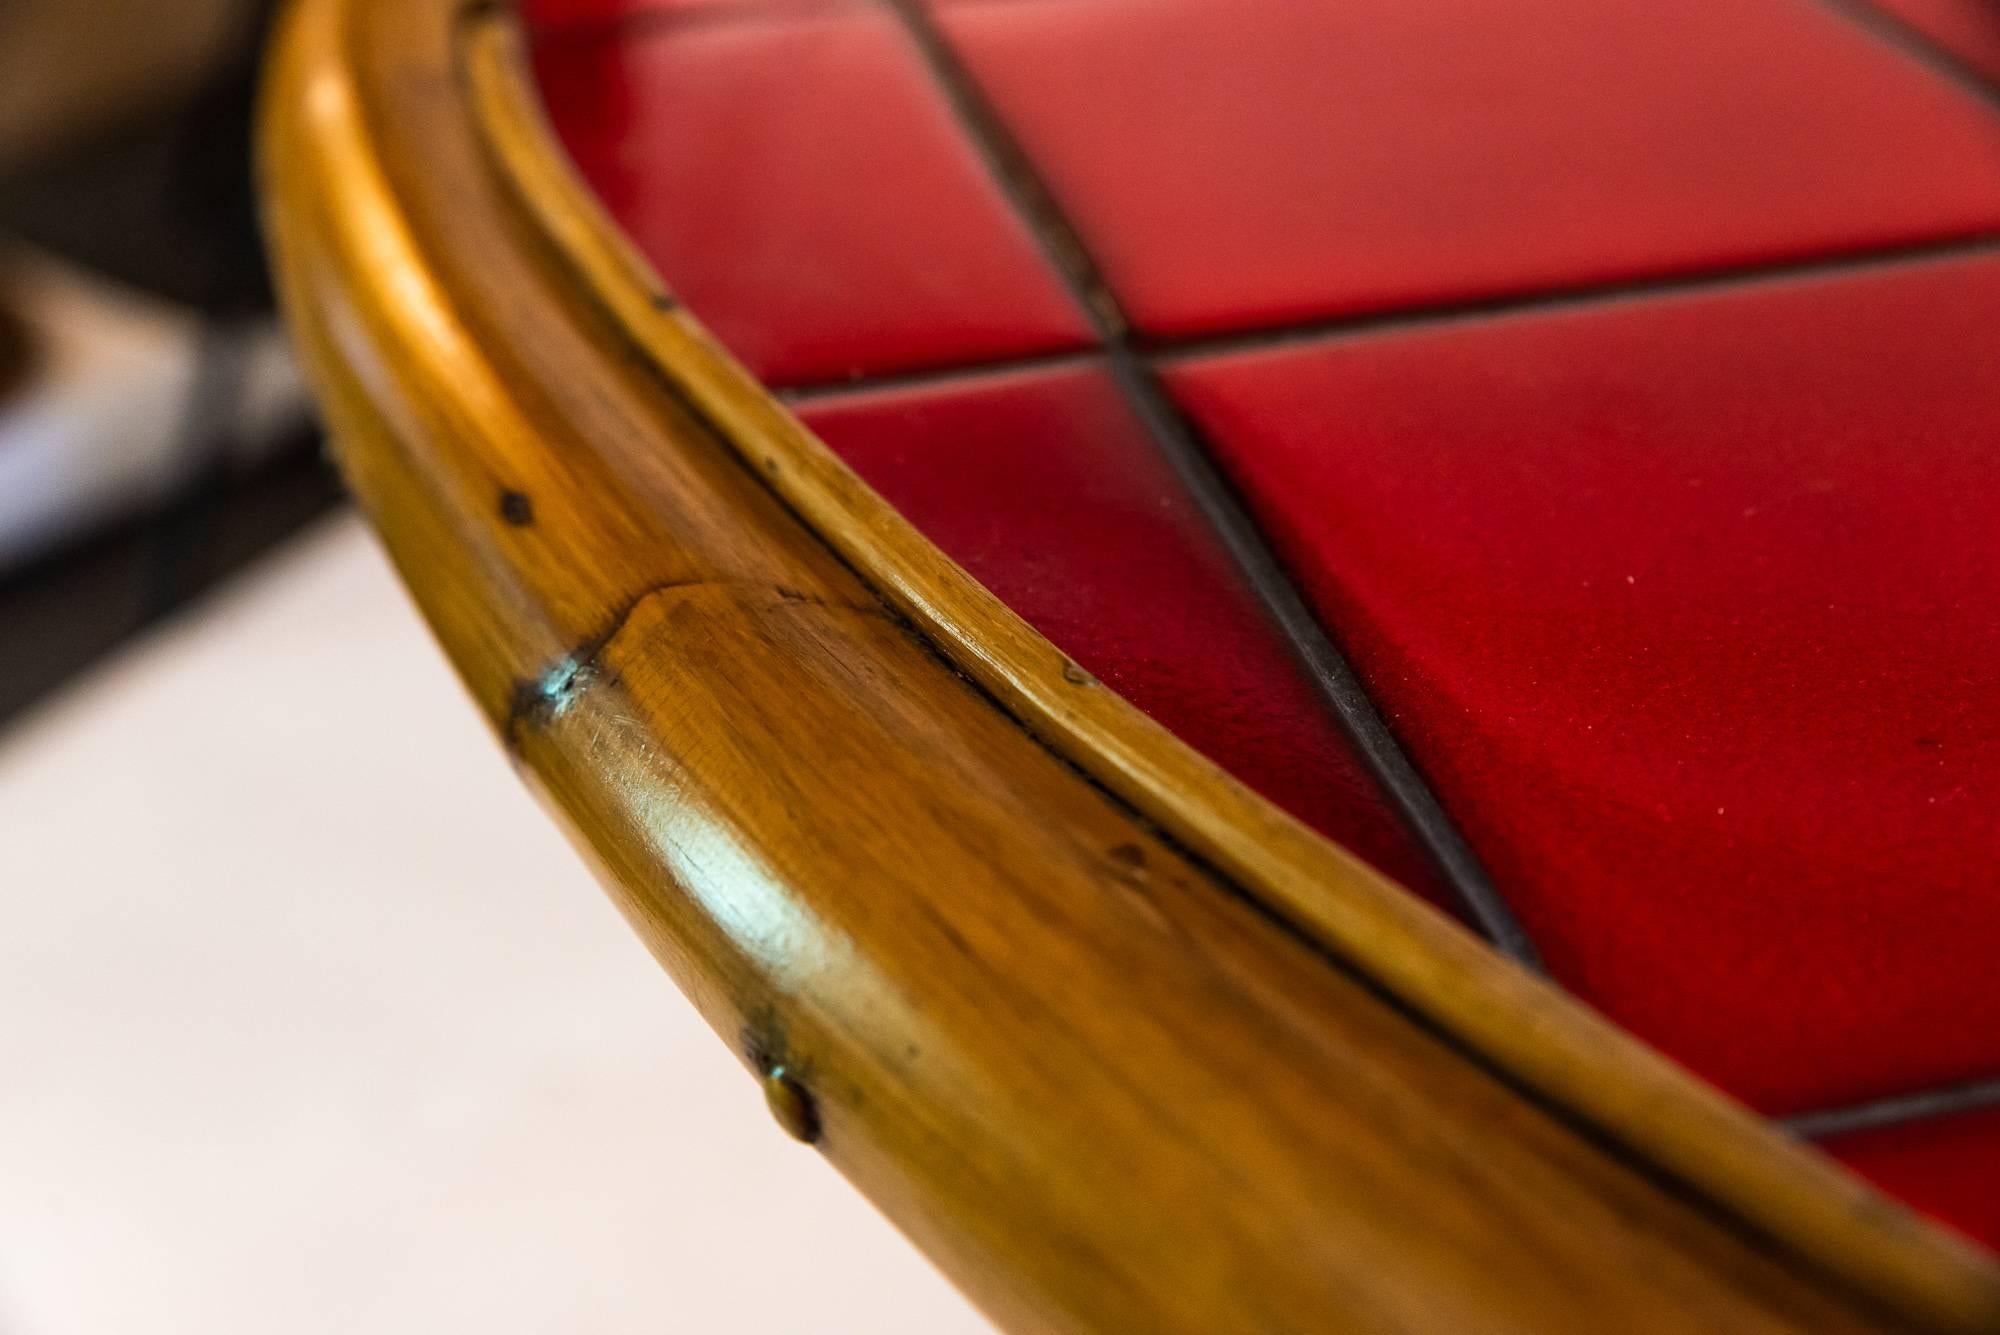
0 1 998 1326
0 515 992 1334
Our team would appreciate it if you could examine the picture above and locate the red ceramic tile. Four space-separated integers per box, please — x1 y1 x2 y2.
1823 1106 2000 1252
794 364 1446 904
530 9 1090 386
1867 0 2000 82
1163 254 2000 1115
932 0 2000 338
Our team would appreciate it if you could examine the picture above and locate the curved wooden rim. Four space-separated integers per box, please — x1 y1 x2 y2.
261 0 2000 1327
458 7 2000 1320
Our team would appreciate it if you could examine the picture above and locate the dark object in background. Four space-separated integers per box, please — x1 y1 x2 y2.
0 0 273 313
0 295 28 401
0 0 344 728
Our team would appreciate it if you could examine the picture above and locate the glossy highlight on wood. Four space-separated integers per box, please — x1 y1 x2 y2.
260 0 2000 1329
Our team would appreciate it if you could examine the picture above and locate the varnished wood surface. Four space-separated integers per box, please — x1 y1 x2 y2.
457 18 2000 1327
261 0 2000 1329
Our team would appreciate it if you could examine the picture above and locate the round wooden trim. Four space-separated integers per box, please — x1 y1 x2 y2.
261 0 2000 1328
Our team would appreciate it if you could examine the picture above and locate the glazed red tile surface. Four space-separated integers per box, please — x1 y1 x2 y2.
1824 1107 2000 1251
1164 255 2000 1115
531 7 1089 386
796 366 1446 905
932 0 2000 338
1865 0 2000 81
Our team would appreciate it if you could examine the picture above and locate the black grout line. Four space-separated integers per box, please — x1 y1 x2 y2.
778 230 2000 406
1786 1077 2000 1140
1805 0 2000 110
880 0 1128 336
1105 359 1545 966
878 0 1543 965
1150 231 2000 364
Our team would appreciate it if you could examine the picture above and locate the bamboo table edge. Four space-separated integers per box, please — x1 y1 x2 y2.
258 0 2000 1328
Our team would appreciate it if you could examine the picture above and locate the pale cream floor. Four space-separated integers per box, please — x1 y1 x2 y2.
0 516 992 1334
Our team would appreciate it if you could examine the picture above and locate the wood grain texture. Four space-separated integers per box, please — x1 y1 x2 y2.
458 7 2000 1324
261 0 2000 1329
